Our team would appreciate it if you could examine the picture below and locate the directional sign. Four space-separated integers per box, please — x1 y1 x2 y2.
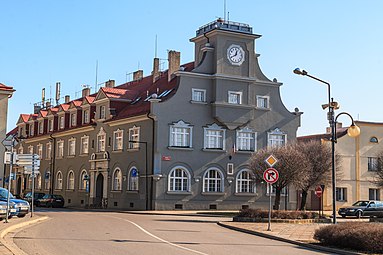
315 186 323 198
1 135 18 151
265 155 278 168
263 168 279 184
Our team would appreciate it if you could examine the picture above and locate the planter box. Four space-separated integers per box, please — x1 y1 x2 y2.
233 216 331 224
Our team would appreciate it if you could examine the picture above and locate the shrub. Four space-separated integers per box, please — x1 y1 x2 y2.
314 223 383 253
237 209 320 220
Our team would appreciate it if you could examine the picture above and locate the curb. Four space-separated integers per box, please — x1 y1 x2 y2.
0 216 49 255
217 222 365 255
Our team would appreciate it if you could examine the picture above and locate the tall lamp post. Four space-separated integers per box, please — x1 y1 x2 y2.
293 68 360 224
129 140 149 210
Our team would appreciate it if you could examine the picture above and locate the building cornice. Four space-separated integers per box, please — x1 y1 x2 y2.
108 115 148 127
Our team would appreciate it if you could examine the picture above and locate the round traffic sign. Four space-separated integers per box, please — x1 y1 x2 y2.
263 168 279 184
315 186 323 197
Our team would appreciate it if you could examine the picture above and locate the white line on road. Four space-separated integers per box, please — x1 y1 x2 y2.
107 215 209 255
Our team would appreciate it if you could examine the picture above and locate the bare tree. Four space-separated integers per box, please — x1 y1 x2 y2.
296 140 332 210
250 143 309 210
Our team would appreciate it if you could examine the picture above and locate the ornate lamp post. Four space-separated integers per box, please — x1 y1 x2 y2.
293 68 360 224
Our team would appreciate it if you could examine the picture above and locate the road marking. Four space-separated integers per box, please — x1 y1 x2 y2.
107 215 208 255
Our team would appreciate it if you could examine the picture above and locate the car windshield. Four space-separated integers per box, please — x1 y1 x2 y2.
0 189 15 199
352 201 369 207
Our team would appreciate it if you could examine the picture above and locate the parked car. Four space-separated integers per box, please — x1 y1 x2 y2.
23 192 45 206
0 188 30 218
338 200 383 218
37 194 65 208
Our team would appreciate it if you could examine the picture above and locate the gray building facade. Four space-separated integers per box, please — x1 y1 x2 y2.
8 19 301 210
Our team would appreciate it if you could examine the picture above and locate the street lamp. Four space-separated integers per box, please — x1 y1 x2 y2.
128 140 149 210
293 68 360 224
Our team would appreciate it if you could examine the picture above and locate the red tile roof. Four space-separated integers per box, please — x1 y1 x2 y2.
71 100 82 107
39 110 48 118
20 114 30 123
0 83 15 92
59 103 70 112
297 128 348 142
6 127 18 136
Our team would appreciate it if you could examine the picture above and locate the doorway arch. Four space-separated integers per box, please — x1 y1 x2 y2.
95 173 104 208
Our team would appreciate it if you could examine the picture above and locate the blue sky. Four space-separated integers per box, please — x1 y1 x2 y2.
1 1 383 136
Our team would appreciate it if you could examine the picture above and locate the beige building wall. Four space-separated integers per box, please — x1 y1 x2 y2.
0 84 15 186
331 121 383 210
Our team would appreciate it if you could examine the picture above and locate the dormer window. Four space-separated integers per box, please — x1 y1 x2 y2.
29 123 34 136
83 109 89 124
48 119 54 132
70 113 76 127
228 91 242 104
38 121 44 134
100 106 106 119
59 116 65 129
370 137 379 143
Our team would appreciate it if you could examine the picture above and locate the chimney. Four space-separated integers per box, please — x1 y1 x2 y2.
46 101 51 108
152 57 160 83
34 105 41 114
133 70 143 81
168 50 180 82
105 80 115 88
65 95 70 103
82 87 90 97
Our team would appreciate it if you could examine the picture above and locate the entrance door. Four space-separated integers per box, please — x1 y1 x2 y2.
95 173 104 208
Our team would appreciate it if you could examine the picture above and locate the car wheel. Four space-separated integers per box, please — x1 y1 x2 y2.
341 215 346 218
48 203 53 208
356 211 362 219
17 214 26 218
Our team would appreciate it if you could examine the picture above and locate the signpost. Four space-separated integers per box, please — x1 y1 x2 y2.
315 185 324 217
264 155 279 231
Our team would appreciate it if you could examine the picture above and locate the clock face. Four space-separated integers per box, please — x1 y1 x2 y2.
227 44 245 66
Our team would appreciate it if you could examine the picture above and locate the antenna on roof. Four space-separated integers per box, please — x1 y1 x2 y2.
223 0 226 21
55 82 61 105
95 60 98 93
42 88 45 107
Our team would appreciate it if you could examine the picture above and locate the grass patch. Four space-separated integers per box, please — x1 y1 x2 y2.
237 208 320 219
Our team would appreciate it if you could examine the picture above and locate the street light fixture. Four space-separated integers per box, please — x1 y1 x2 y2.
293 68 360 224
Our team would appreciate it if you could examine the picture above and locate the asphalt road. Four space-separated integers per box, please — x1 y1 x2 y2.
13 209 333 255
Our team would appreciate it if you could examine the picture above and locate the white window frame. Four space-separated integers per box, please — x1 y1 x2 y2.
38 121 44 134
70 112 77 127
28 145 34 154
57 140 64 158
236 127 257 151
256 95 269 108
46 142 51 159
204 124 225 150
369 188 380 200
56 171 63 190
59 115 65 129
100 105 106 119
266 185 287 196
128 126 140 149
112 168 122 191
113 129 124 151
191 88 206 102
228 91 242 104
368 157 378 171
97 128 106 152
236 169 256 193
48 118 54 132
83 109 89 124
203 168 224 193
336 187 347 201
68 138 76 156
37 144 43 159
268 128 287 148
67 170 75 190
79 170 88 190
169 120 193 148
80 136 89 154
29 123 34 136
168 166 191 192
36 173 42 190
128 167 139 191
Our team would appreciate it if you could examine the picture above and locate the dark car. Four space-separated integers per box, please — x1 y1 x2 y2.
23 192 45 206
0 188 30 217
37 194 65 208
338 200 383 218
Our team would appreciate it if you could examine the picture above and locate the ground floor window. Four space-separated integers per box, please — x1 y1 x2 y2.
336 187 347 201
369 188 380 200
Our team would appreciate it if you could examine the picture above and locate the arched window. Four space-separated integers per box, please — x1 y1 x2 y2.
56 171 63 190
67 171 75 190
36 173 42 190
112 168 122 191
79 170 88 190
203 168 224 192
127 167 139 191
370 137 379 143
236 169 256 193
168 166 190 192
